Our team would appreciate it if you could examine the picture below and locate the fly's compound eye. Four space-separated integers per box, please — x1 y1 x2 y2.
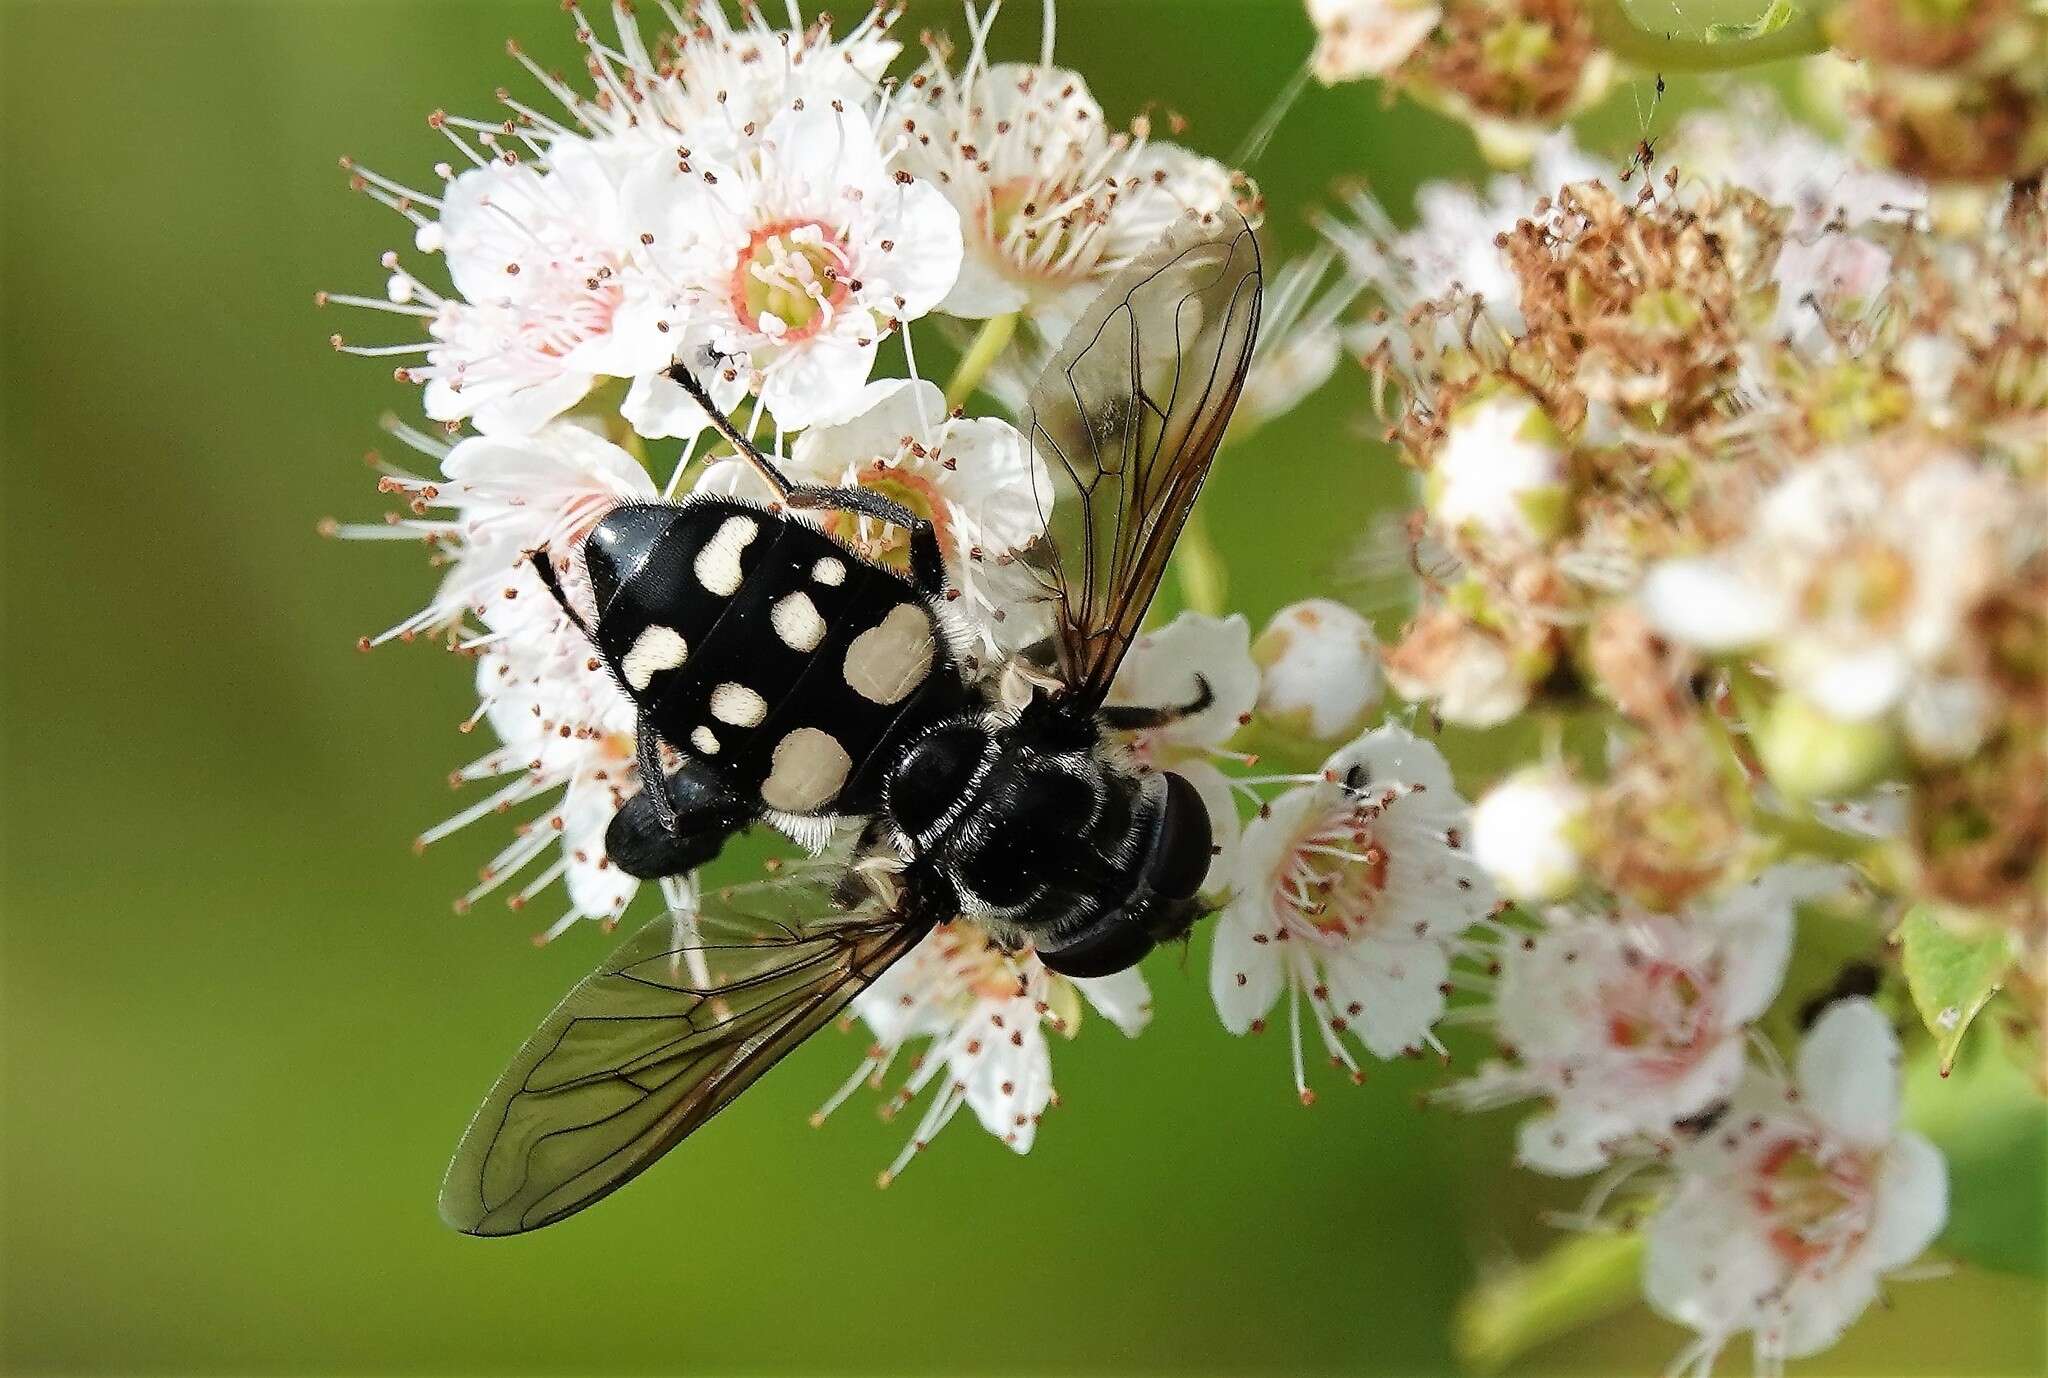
1144 770 1213 903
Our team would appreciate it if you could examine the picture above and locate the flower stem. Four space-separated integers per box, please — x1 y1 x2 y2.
1586 0 1831 71
944 312 1020 411
1455 1230 1646 1374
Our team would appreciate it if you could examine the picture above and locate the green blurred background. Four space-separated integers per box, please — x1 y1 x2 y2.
2 1 2041 1372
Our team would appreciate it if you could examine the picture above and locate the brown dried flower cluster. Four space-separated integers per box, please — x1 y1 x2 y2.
1358 155 2045 941
1824 0 2048 185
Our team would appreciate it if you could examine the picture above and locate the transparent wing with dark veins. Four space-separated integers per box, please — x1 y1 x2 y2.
1019 214 1263 708
440 878 931 1236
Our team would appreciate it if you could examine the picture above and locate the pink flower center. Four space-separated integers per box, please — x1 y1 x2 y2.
1601 959 1715 1076
1751 1135 1876 1267
1278 798 1390 939
730 218 853 340
520 280 624 360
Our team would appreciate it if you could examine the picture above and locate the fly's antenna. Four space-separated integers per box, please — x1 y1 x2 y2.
526 548 597 642
662 362 797 502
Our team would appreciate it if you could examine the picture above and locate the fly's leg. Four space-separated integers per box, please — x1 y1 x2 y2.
634 717 679 833
527 548 596 642
1098 674 1216 732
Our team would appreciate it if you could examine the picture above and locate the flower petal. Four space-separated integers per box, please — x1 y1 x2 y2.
1073 967 1154 1038
1208 902 1284 1034
1795 998 1901 1149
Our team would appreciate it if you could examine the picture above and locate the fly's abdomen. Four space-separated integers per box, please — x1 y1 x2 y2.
585 499 969 817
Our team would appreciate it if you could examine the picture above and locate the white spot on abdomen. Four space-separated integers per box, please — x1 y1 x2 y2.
811 557 847 586
690 725 720 755
843 603 936 705
761 727 853 813
620 625 687 690
710 682 768 727
771 592 827 652
693 515 758 596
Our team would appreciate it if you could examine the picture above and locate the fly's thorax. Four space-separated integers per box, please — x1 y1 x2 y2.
880 716 1002 851
890 692 1220 978
880 695 1193 973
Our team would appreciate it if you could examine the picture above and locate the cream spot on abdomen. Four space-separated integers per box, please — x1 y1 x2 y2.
620 625 687 691
842 603 936 705
771 591 828 652
760 727 853 813
710 682 768 727
690 725 720 755
693 515 758 596
811 557 847 586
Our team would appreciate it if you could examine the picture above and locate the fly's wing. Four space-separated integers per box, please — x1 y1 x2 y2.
440 877 930 1236
1018 214 1263 708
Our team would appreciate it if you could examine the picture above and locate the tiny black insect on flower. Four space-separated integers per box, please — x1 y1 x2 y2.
441 216 1263 1237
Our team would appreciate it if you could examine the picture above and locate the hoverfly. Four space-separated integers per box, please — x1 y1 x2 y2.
440 216 1263 1235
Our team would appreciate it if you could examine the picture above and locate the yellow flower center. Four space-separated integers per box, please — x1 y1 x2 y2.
982 177 1087 279
824 465 953 571
1806 541 1913 629
731 218 852 339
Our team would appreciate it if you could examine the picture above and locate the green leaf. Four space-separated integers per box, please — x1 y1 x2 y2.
1454 1231 1645 1374
1705 0 1798 41
1898 905 2016 1075
1906 1025 2048 1276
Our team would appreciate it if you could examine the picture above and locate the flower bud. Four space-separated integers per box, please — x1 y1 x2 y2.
1253 600 1384 742
1470 767 1590 905
1383 603 1553 728
1306 0 1441 84
1756 692 1898 801
1426 386 1570 553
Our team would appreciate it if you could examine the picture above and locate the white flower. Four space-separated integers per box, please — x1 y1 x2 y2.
1644 999 1948 1375
340 133 670 436
338 421 657 648
565 1 902 163
1427 387 1570 552
1670 96 1924 340
1451 866 1842 1175
332 422 658 935
692 378 1051 660
814 921 1151 1184
454 618 644 936
1899 674 1997 763
1105 612 1261 889
1468 766 1588 905
897 49 1246 327
1640 449 2021 724
1252 599 1384 742
621 104 962 436
1209 725 1494 1100
1382 606 1541 729
1306 0 1439 83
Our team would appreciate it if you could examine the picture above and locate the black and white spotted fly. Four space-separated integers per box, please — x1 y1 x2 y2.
440 215 1263 1235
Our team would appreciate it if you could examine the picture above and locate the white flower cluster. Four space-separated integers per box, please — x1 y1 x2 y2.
329 1 1295 1174
329 0 1249 940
